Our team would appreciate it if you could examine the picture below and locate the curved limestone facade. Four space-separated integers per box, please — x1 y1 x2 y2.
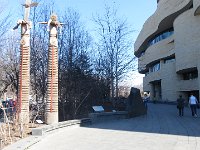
134 0 200 102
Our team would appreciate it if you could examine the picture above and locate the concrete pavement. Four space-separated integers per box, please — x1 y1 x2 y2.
4 103 200 150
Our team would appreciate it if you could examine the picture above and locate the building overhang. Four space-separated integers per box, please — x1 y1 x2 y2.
176 67 197 74
194 5 200 16
134 0 193 57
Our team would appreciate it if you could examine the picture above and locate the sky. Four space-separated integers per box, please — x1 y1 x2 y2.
3 0 157 87
5 0 157 41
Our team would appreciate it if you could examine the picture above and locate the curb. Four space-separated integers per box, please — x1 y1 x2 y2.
3 118 92 150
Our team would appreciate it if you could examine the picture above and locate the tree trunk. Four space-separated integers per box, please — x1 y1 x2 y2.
115 77 119 98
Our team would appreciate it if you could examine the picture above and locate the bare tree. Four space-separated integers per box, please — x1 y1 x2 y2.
0 33 20 96
0 1 11 46
57 8 94 120
28 1 53 123
0 3 20 146
93 6 136 100
0 5 18 97
30 2 49 102
0 3 13 96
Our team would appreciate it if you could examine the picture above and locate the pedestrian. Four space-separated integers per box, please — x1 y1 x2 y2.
143 94 149 109
176 95 185 117
189 93 198 117
0 99 3 118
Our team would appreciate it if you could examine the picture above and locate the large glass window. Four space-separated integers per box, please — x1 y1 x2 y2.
148 28 174 47
138 28 174 58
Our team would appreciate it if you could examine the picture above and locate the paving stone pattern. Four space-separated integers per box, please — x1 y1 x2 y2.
7 103 200 150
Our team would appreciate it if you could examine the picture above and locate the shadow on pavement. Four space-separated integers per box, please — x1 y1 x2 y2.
85 103 200 137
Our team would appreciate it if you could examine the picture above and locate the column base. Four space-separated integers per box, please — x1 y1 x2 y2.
45 112 58 124
18 112 29 124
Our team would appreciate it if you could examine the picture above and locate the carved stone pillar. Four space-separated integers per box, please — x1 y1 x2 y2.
18 21 31 124
45 18 59 124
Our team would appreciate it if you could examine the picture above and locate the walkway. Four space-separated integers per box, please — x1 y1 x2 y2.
9 104 200 150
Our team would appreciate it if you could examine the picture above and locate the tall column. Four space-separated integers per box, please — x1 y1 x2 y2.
14 0 38 124
45 15 60 124
18 21 31 124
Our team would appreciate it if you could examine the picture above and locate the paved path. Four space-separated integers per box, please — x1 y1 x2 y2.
26 104 200 149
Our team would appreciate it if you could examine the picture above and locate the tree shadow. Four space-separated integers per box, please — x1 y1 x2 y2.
85 103 200 137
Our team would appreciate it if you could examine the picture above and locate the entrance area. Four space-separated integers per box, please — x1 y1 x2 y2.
150 80 162 101
179 90 199 103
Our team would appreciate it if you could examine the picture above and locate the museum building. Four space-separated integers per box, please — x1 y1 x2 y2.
134 0 200 102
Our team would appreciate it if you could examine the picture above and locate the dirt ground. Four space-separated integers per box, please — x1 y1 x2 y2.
0 122 43 149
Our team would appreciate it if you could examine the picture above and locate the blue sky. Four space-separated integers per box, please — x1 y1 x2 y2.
6 0 157 41
4 0 157 86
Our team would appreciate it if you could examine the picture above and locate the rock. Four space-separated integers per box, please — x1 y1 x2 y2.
126 87 146 117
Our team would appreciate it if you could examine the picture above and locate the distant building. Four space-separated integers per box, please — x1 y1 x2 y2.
134 0 200 102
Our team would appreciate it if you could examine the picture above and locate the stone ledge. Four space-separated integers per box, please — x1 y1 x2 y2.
3 136 42 150
89 111 128 123
32 118 91 136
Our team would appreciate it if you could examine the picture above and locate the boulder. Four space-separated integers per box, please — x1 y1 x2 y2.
126 87 146 117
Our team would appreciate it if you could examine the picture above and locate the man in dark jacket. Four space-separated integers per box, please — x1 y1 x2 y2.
177 95 185 117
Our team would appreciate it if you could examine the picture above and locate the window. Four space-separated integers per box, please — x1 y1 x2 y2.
150 63 160 72
138 28 174 58
148 28 174 47
164 58 175 63
182 70 198 80
138 51 145 58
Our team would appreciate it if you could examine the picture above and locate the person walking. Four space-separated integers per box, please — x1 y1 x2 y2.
143 94 149 110
177 95 185 117
189 93 198 117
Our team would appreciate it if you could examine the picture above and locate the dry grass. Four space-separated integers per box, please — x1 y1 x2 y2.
0 119 43 149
